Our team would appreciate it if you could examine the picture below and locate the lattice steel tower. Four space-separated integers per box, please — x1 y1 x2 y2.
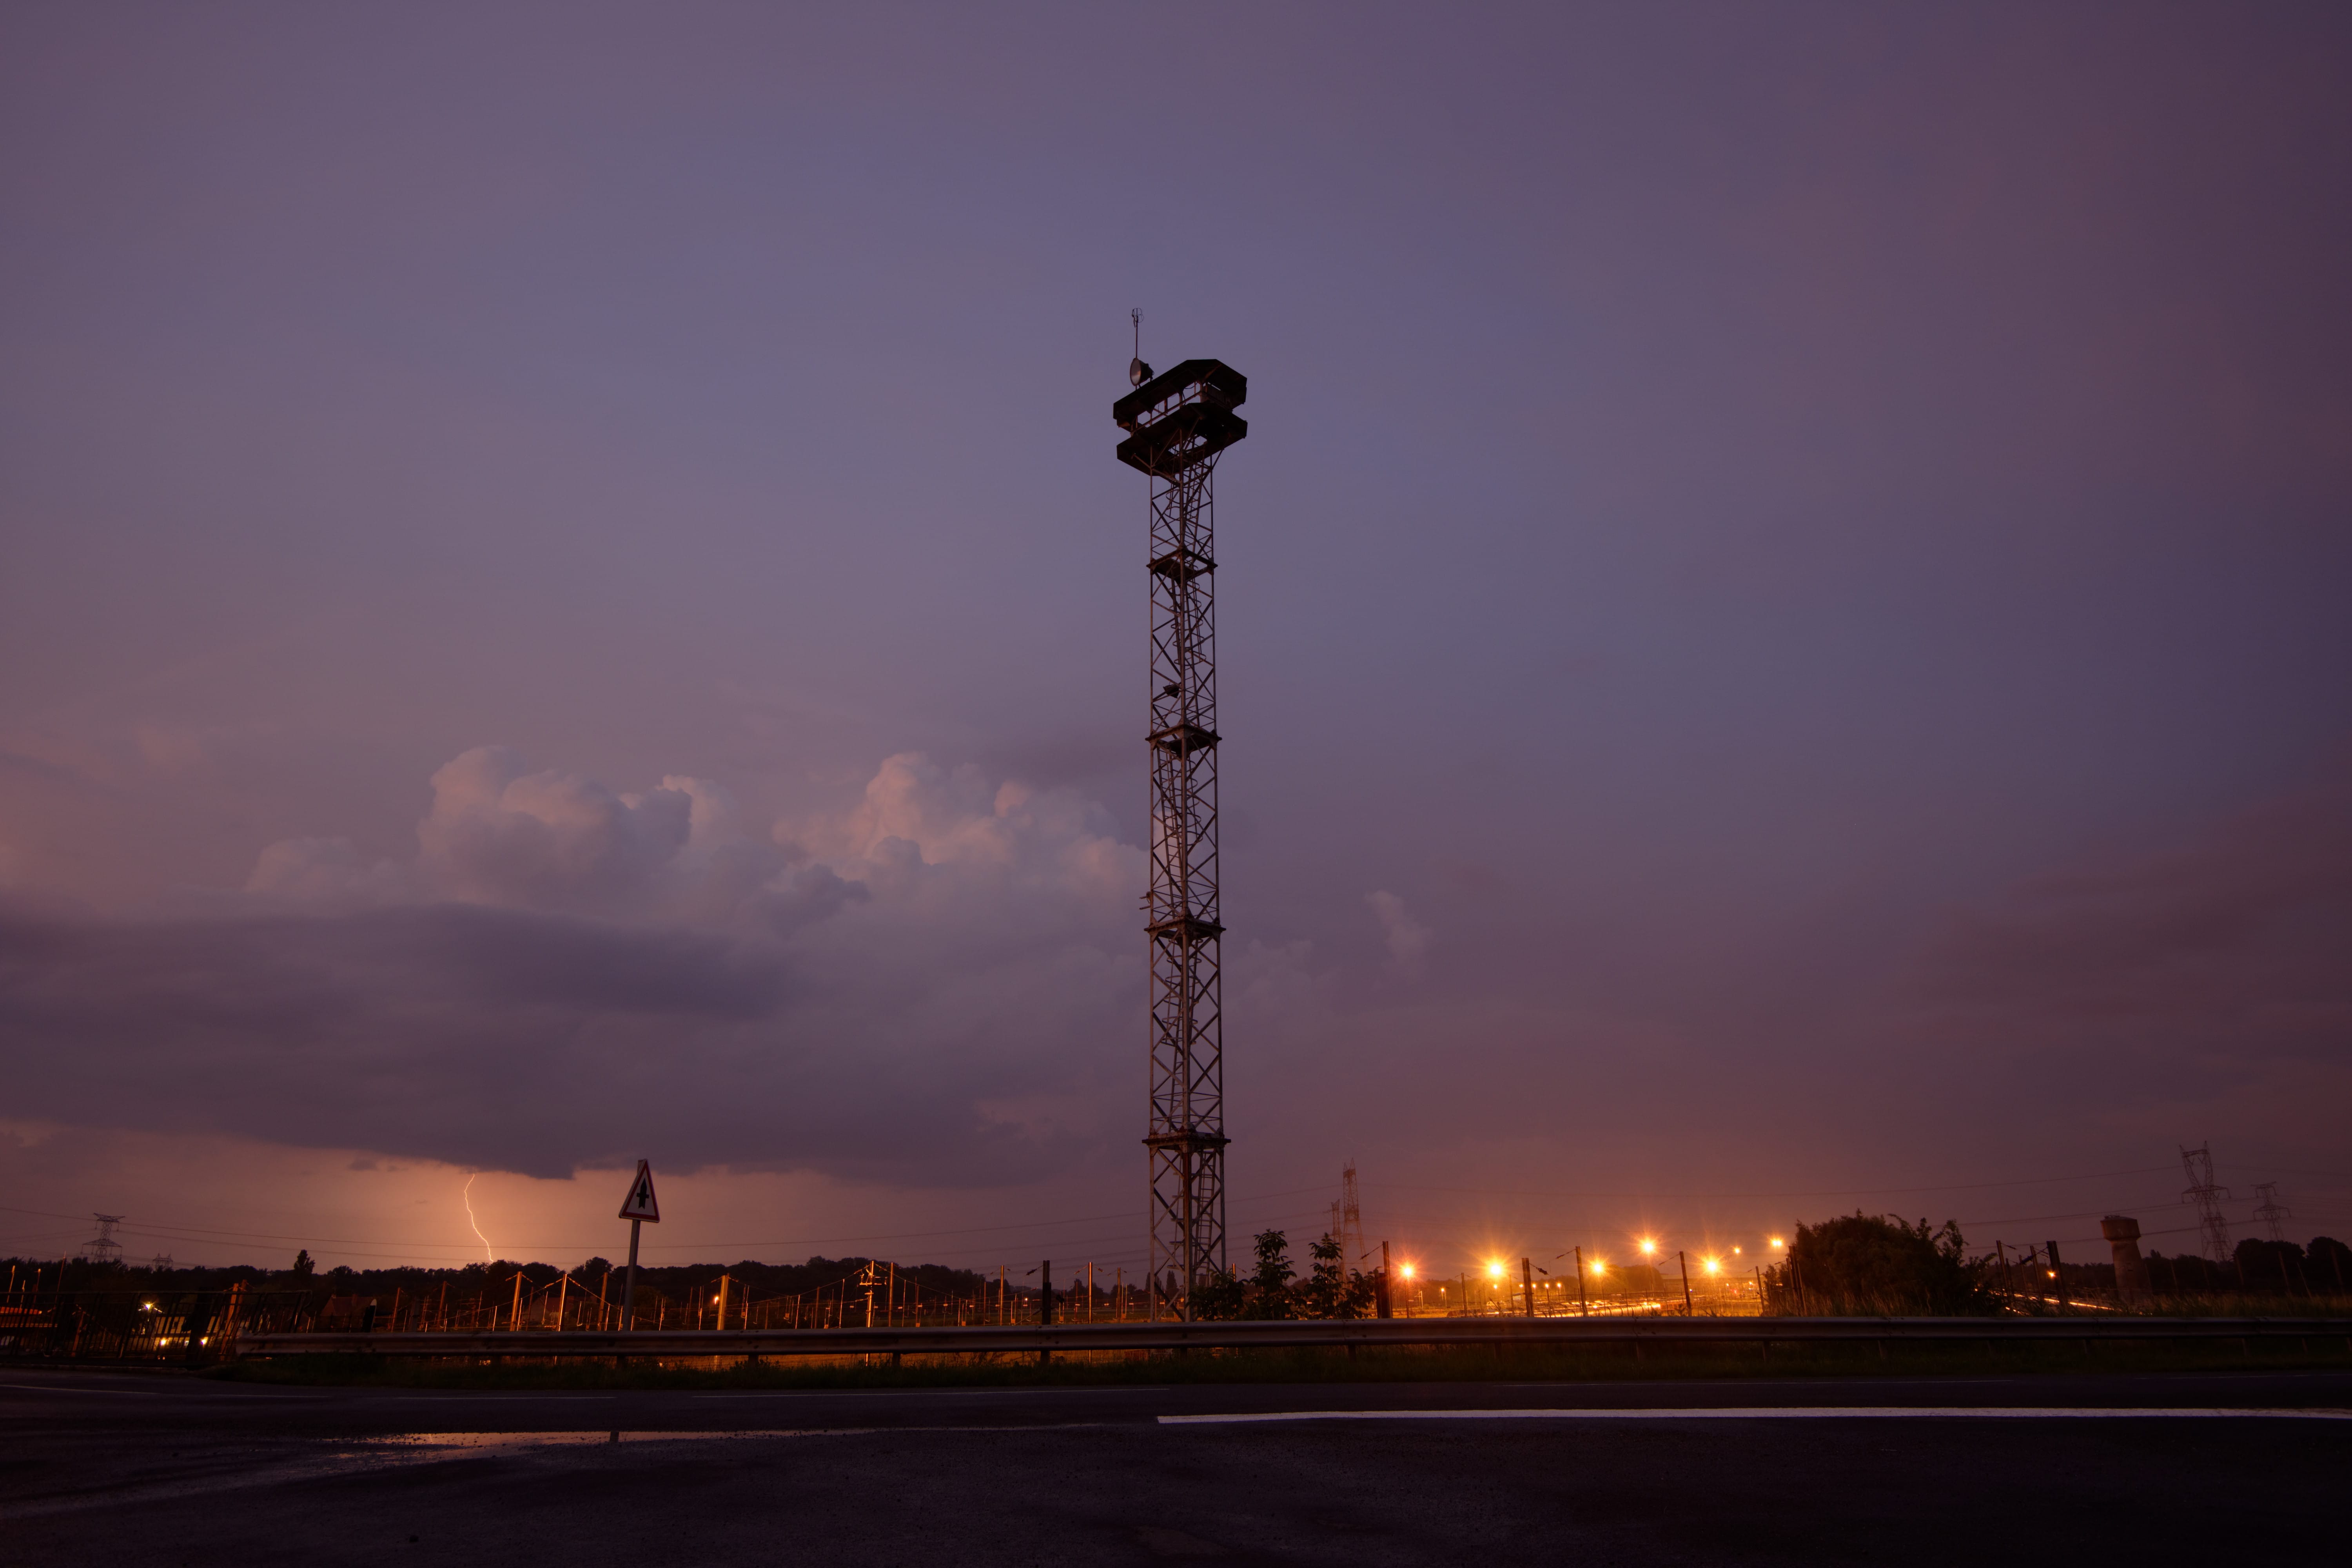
1113 346 1248 1318
2180 1142 2233 1264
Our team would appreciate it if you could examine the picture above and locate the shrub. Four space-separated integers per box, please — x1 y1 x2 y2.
1782 1212 1991 1315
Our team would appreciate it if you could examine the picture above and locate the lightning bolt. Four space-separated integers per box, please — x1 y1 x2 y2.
463 1172 492 1263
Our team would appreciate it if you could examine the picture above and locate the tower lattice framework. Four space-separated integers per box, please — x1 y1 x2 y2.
1114 356 1248 1318
2180 1143 2233 1265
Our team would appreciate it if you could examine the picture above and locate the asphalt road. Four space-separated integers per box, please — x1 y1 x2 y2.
3 1366 2345 1564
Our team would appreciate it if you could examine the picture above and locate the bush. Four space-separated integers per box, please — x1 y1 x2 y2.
1782 1212 1991 1316
1188 1230 1377 1321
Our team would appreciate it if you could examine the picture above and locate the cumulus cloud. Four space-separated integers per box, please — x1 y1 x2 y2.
1 747 1148 1183
1367 889 1431 976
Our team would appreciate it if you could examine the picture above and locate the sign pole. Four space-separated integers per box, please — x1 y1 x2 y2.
623 1217 642 1330
615 1159 660 1331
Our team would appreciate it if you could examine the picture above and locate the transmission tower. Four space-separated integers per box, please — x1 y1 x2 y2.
82 1213 124 1265
1340 1162 1368 1272
2180 1143 2233 1264
1114 339 1247 1319
2252 1181 2290 1243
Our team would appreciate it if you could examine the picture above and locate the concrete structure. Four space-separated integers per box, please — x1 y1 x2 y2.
2102 1214 2153 1302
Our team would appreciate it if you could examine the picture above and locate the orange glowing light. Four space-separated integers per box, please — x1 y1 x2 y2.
1399 1263 1416 1280
1702 1257 1722 1275
1769 1236 1785 1249
1638 1238 1657 1256
1486 1261 1506 1280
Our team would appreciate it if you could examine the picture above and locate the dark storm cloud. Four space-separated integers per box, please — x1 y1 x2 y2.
1911 769 2352 1047
0 900 787 1029
0 750 1150 1182
1877 768 2352 1156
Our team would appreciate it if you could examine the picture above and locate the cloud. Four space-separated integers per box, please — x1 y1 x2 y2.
1367 890 1431 976
1887 768 2352 1146
0 748 1147 1184
1907 771 2352 1051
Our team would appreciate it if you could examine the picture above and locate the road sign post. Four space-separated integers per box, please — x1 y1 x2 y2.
617 1160 660 1330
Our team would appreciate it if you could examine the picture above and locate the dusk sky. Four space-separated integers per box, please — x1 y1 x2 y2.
4 3 2347 1279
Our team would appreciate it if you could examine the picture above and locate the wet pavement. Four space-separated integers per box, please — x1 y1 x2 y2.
3 1366 2345 1563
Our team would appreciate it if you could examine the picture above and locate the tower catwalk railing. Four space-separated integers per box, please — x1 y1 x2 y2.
1114 356 1247 1319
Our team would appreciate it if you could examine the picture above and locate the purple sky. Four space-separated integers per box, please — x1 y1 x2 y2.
3 3 2348 1276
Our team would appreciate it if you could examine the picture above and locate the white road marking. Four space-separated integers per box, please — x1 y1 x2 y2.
1160 1406 2352 1425
0 1382 158 1395
691 1386 1169 1399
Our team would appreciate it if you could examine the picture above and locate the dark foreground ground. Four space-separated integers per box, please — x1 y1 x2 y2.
3 1365 2345 1565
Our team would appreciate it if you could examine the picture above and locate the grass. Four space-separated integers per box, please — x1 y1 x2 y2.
197 1333 2352 1392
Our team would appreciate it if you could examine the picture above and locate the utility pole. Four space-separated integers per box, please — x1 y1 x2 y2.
1378 1240 1392 1319
1115 348 1248 1319
1521 1258 1536 1319
1678 1251 1693 1317
1574 1246 1589 1316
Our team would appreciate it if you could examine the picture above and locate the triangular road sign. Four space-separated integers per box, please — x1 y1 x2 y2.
618 1159 660 1223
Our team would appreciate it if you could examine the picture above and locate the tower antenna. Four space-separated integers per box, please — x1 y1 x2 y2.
1112 352 1248 1318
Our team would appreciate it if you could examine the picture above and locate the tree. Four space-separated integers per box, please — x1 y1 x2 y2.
2308 1236 2351 1292
1292 1233 1377 1319
1244 1229 1297 1319
1295 1234 1347 1319
1189 1268 1246 1321
290 1249 315 1277
2233 1237 2304 1292
1783 1213 1988 1315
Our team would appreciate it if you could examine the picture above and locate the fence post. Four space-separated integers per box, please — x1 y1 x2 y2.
1038 1260 1053 1367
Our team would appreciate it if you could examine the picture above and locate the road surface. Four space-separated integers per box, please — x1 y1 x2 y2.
2 1366 2343 1563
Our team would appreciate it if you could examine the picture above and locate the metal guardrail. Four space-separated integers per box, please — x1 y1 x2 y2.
231 1313 2352 1360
